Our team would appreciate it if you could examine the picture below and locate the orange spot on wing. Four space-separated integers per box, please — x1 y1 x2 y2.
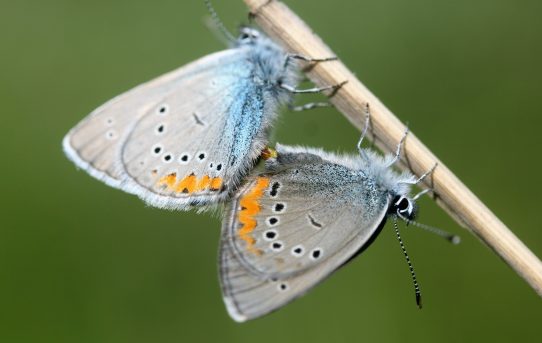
157 173 177 189
210 177 222 191
237 177 270 255
176 174 197 193
156 173 223 195
195 175 211 192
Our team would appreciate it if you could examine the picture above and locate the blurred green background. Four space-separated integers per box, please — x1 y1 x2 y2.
1 0 541 342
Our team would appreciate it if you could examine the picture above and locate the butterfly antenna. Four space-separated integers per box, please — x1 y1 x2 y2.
393 217 422 309
204 0 236 43
398 214 461 245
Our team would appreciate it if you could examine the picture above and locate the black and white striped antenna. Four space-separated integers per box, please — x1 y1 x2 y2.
393 216 422 309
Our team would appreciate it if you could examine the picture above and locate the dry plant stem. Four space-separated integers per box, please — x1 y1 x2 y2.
244 0 542 296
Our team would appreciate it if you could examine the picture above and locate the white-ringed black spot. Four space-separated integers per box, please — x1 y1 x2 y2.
291 245 305 257
270 182 281 197
270 241 284 252
274 203 285 212
179 153 190 164
163 153 173 163
197 152 206 161
278 283 288 291
105 130 117 140
263 230 278 241
157 104 169 115
267 217 279 226
216 163 222 171
105 117 114 126
155 124 165 134
152 144 163 156
310 248 323 260
209 162 213 169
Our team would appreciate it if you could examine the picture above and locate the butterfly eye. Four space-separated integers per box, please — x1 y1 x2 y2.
394 195 413 215
397 198 410 212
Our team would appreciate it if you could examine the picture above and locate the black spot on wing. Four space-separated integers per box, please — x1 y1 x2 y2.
307 213 322 229
270 182 280 197
274 203 284 212
192 112 205 126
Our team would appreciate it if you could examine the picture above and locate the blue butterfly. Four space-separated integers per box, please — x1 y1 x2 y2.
63 3 337 210
219 106 459 321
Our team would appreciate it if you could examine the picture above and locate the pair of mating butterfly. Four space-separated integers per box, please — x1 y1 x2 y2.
63 3 458 322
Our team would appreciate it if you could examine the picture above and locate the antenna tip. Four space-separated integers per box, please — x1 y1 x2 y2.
416 293 423 309
449 235 461 245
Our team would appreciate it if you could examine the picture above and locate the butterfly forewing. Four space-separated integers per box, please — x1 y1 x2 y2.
119 58 274 209
63 50 241 190
119 71 238 207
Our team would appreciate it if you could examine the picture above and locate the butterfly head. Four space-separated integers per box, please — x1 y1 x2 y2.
237 27 261 45
391 194 417 221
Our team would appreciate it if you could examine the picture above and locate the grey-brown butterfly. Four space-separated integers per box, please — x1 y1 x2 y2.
62 2 336 210
219 112 459 321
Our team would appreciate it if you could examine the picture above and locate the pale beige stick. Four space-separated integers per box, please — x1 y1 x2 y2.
244 0 542 296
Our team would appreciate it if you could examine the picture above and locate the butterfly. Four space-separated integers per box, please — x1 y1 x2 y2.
62 9 337 210
218 109 456 321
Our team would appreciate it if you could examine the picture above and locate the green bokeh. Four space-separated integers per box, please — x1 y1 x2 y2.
1 0 541 342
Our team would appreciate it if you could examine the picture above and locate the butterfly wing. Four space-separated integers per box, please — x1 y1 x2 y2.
219 146 391 321
118 54 275 209
62 49 249 191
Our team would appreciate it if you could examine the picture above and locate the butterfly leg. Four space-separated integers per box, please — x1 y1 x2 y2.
281 54 344 95
283 53 337 69
412 188 431 201
386 126 409 167
279 80 347 94
288 102 331 112
357 103 372 161
403 163 438 186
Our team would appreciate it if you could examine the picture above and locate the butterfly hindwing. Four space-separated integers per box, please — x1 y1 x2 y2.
219 145 391 321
